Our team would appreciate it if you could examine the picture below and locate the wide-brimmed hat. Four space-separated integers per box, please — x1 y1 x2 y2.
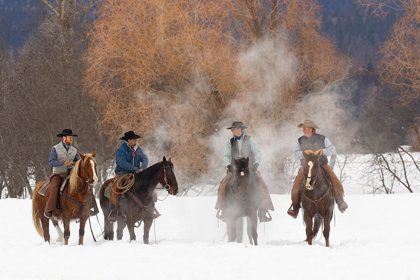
297 120 320 129
120 131 141 141
57 129 78 137
226 121 248 130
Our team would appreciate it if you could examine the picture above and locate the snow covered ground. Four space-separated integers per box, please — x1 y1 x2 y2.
1 193 420 280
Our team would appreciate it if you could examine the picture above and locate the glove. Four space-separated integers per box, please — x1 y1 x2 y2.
135 168 143 173
227 165 234 173
63 161 72 167
252 163 259 172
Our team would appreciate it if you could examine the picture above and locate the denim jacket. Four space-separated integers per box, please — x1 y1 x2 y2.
114 141 148 174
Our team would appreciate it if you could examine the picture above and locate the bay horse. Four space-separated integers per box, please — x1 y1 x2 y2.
99 157 178 244
32 152 98 245
224 157 259 245
301 149 335 247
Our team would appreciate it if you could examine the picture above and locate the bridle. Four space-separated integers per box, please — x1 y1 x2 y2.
162 164 171 191
304 161 318 190
78 156 96 185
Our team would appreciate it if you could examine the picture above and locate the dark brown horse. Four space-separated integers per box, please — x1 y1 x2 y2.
32 152 98 245
99 157 178 244
224 157 259 245
301 149 335 247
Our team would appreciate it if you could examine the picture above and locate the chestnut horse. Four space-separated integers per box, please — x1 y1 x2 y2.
32 152 98 245
99 157 178 244
224 157 259 245
301 149 335 247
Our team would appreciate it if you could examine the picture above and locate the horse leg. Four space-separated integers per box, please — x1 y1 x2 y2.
304 212 313 245
143 217 153 245
250 213 258 246
227 219 237 242
52 219 64 242
78 217 87 245
236 218 244 243
63 217 71 245
127 218 137 242
116 219 126 240
40 217 50 243
323 211 333 247
103 215 114 240
246 217 253 245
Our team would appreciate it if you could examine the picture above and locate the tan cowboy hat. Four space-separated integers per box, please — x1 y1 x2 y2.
226 121 248 130
297 120 319 129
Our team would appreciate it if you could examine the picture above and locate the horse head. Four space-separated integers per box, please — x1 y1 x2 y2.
233 157 250 193
160 156 178 196
69 152 98 194
302 149 322 190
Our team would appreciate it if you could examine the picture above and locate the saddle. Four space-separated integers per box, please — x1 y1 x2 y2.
37 176 70 196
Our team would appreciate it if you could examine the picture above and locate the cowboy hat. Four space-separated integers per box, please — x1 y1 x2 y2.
120 131 141 141
297 120 320 129
57 129 78 137
226 121 248 130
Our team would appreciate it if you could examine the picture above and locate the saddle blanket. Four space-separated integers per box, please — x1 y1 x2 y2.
37 177 69 196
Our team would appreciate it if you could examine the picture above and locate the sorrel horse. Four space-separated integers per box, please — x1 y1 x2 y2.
99 157 178 244
301 149 335 247
224 157 259 245
32 152 98 245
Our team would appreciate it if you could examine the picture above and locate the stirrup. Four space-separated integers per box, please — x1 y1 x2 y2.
259 210 272 222
287 205 298 219
216 209 224 220
108 210 117 223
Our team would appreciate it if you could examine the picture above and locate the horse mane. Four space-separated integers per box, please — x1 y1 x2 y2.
68 153 96 194
135 160 166 188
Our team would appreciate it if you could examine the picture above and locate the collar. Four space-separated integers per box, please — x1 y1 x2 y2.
124 141 138 150
61 141 71 150
234 133 244 141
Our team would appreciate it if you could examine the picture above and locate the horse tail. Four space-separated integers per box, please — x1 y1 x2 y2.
32 182 44 238
312 214 322 239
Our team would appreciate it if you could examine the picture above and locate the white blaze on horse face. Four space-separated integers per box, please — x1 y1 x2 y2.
305 161 314 190
240 171 244 177
90 159 98 184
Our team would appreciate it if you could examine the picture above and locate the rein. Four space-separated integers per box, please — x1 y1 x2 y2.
302 188 331 214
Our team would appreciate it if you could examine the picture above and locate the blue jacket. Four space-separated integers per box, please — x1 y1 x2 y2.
115 141 149 174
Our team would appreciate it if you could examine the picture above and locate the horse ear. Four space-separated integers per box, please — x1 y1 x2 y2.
168 157 172 162
92 151 96 157
79 152 84 159
303 150 313 155
246 156 249 162
314 149 323 156
163 156 167 162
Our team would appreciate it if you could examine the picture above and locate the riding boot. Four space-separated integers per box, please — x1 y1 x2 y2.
215 172 232 210
323 164 348 213
287 168 304 218
287 204 300 219
152 206 161 219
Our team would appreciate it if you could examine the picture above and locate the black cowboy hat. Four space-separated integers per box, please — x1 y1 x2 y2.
226 121 248 130
57 129 78 137
120 131 141 141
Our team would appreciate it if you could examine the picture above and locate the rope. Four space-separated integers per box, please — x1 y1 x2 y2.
111 174 135 195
